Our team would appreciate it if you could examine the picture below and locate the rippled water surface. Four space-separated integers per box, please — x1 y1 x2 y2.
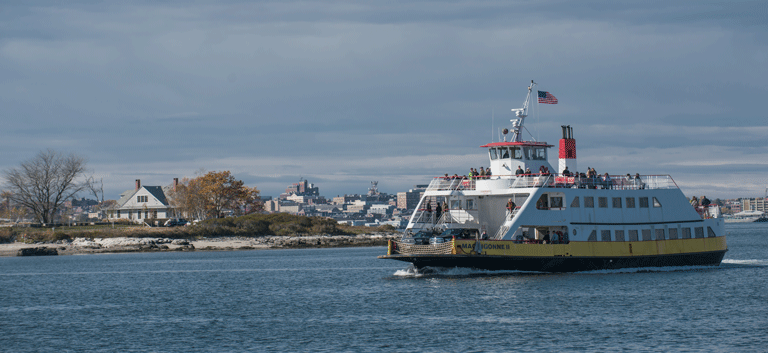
2 223 767 352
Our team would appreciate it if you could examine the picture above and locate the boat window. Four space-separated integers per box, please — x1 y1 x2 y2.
612 197 622 208
570 197 580 208
588 230 597 241
466 199 475 210
628 229 639 241
489 148 498 160
536 194 549 209
584 196 594 208
682 228 692 239
668 228 678 239
550 196 563 208
626 197 635 208
641 229 652 241
652 197 661 207
512 147 523 159
598 197 608 208
601 230 611 241
615 230 625 242
639 197 649 208
533 147 547 160
655 229 665 240
694 227 704 238
523 147 532 160
501 148 510 159
707 227 717 238
451 200 462 209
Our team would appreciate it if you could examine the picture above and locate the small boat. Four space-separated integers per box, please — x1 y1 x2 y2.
724 211 768 223
379 81 727 272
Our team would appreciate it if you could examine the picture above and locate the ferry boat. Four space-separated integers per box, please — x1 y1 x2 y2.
379 81 727 272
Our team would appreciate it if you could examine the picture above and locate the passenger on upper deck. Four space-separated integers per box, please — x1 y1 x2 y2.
525 167 532 175
479 167 485 177
539 165 550 176
690 196 699 208
515 166 524 176
485 167 492 177
602 173 612 189
634 173 645 189
562 167 571 176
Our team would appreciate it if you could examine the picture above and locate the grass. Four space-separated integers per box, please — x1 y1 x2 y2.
0 213 398 243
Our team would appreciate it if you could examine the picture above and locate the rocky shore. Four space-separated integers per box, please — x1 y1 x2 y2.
0 234 399 257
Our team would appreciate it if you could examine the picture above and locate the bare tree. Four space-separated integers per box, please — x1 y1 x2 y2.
2 149 89 224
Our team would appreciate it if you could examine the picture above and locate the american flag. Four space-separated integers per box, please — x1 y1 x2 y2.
538 90 558 104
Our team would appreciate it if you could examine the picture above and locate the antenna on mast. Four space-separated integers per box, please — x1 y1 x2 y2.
510 80 537 142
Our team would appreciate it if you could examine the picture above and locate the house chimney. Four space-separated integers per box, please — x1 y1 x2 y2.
173 178 179 191
135 179 141 191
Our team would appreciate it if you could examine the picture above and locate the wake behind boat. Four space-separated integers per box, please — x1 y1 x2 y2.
379 81 727 272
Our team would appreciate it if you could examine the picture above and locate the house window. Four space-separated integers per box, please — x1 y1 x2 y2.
612 197 622 208
128 211 132 219
585 197 594 208
137 195 148 203
117 210 121 217
153 210 157 219
598 197 608 208
639 197 649 208
145 210 149 219
137 211 141 219
626 197 635 208
570 197 580 208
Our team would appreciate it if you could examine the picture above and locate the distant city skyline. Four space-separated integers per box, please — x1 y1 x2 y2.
2 1 766 200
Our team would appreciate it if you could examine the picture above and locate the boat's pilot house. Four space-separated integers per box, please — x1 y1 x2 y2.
486 143 550 175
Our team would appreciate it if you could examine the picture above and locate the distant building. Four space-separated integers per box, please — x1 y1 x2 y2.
108 179 177 224
742 198 768 212
279 178 320 200
397 189 423 210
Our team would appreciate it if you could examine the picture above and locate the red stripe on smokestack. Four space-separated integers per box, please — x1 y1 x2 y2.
559 139 576 159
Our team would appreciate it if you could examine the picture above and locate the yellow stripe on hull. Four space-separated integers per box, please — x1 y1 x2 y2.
454 237 727 258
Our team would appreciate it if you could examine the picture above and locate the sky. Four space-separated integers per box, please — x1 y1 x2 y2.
1 1 767 201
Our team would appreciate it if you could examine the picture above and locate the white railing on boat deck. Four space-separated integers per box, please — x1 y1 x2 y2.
410 209 479 227
426 174 679 191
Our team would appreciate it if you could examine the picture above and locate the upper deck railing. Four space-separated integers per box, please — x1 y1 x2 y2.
426 174 679 192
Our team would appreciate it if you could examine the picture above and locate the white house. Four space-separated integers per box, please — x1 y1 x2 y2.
108 179 177 224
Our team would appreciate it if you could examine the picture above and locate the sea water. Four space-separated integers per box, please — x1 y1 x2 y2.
1 223 766 352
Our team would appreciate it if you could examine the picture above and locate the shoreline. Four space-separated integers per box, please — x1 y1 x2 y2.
0 234 399 257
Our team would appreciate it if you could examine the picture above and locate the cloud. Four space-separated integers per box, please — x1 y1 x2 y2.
1 0 766 200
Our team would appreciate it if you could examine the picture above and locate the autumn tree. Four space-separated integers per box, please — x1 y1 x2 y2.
168 171 262 220
2 149 89 224
166 177 208 221
197 171 261 218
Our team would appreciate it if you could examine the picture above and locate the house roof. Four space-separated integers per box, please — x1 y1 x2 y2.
111 186 172 209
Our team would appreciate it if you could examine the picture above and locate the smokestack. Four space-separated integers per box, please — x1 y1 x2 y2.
135 179 141 191
173 178 179 191
558 125 577 174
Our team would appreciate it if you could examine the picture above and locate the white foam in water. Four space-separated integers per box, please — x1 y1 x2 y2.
722 259 768 266
393 266 537 277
